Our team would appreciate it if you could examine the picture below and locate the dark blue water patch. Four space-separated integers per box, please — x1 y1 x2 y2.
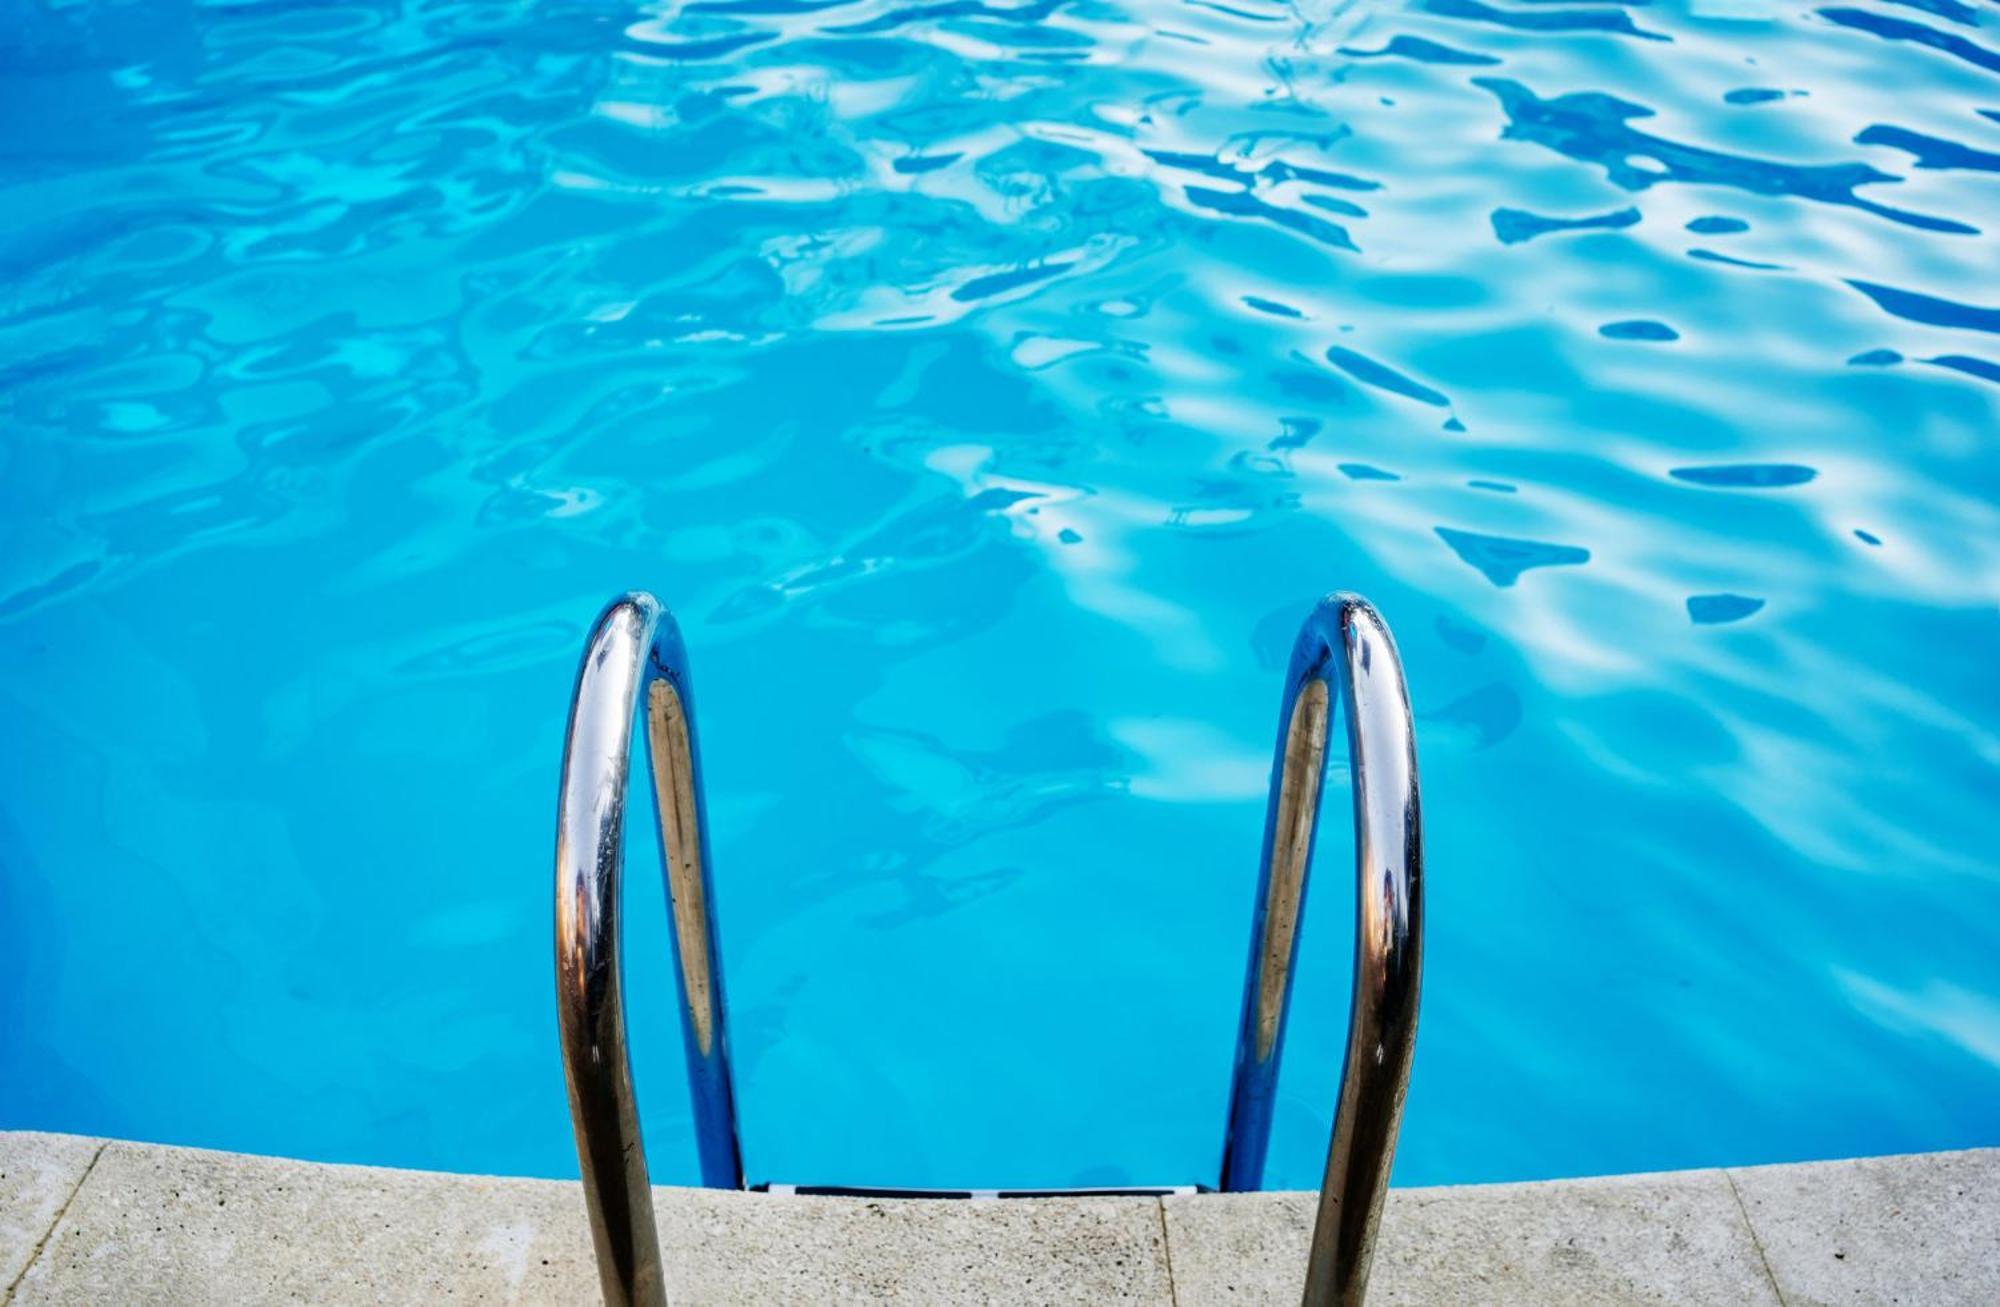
1817 9 2000 75
1443 416 1467 432
1491 205 1640 245
1243 295 1304 318
1670 463 1817 488
1855 528 1884 545
1847 280 2000 333
1339 35 1501 64
1688 593 1766 624
1325 346 1450 405
1600 319 1679 340
1469 479 1518 493
1424 683 1523 748
1688 215 1749 234
1689 249 1787 271
894 152 962 174
1264 160 1382 193
1185 186 1357 251
1848 348 1904 366
1269 416 1322 449
1057 528 1082 544
1475 78 1977 235
1724 88 1787 104
1435 526 1591 586
1925 354 2000 384
1339 462 1402 480
1881 0 1978 22
0 559 102 621
951 259 1074 301
1422 0 1668 41
1855 125 2000 173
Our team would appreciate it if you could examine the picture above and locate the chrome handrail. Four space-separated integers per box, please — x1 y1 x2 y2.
554 590 1416 1307
1219 594 1423 1307
556 593 743 1307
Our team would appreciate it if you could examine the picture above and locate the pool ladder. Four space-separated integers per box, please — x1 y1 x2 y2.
555 592 1422 1307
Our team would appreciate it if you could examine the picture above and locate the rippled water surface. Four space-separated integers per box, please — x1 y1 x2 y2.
4 0 1997 1188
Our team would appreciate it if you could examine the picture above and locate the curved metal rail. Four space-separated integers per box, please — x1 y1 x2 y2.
555 593 742 1307
1219 593 1424 1307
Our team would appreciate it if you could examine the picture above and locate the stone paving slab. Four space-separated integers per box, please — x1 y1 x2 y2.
657 1187 1172 1304
9 1139 599 1306
1728 1148 1999 1307
0 1133 102 1295
0 1133 1992 1305
5 1139 1173 1305
1163 1168 1784 1306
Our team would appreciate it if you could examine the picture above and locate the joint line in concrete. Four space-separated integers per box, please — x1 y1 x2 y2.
1153 1198 1181 1307
3 1141 107 1305
1724 1167 1788 1307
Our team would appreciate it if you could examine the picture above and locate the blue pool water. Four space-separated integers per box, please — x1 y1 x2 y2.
2 0 1996 1192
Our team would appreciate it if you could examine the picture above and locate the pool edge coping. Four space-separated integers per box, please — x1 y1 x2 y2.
2 1131 1993 1304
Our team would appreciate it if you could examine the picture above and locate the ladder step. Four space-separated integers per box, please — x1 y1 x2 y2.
756 1183 1204 1199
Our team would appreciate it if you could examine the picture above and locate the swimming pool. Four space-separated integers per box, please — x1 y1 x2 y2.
3 0 1995 1192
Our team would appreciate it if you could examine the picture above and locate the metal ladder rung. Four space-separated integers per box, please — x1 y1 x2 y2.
755 1183 1202 1199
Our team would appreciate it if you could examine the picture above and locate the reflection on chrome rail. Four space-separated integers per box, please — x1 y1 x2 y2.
1220 594 1424 1307
555 593 742 1307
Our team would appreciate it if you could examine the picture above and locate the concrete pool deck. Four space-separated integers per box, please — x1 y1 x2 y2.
0 1132 1991 1304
